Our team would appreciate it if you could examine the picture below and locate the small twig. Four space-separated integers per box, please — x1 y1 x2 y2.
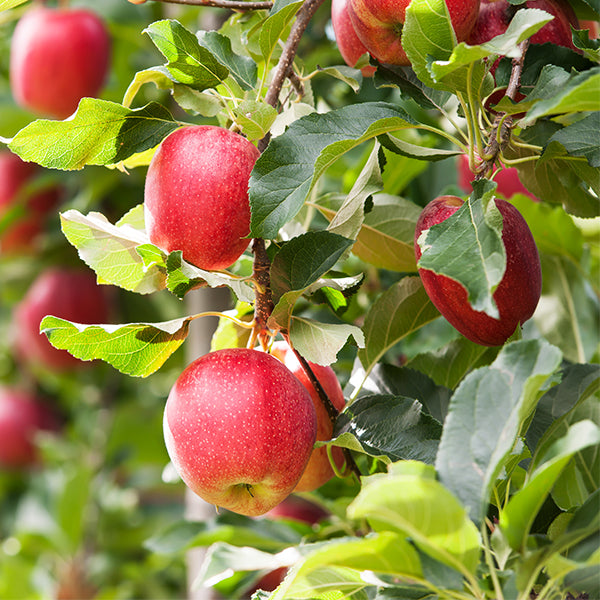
148 0 273 9
475 39 530 181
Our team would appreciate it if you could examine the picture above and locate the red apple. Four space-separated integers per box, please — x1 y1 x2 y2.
163 348 317 517
265 494 330 524
10 6 111 120
0 387 58 468
14 268 111 370
144 126 259 271
243 567 287 598
580 20 599 39
414 195 542 346
348 0 480 66
331 0 377 76
269 341 346 492
0 150 61 253
457 154 538 201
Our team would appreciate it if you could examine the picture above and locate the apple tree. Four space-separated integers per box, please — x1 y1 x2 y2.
0 0 599 598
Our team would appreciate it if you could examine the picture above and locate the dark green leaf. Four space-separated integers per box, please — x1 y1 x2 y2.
548 112 600 167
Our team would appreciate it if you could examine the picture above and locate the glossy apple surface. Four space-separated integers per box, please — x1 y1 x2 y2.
163 348 317 517
457 154 538 201
10 6 110 119
348 0 480 65
0 387 58 468
269 341 346 492
0 151 61 253
331 0 377 76
414 195 542 346
15 268 110 370
145 126 259 271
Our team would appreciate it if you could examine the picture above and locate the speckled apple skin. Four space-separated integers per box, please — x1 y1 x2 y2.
331 0 377 76
10 6 110 119
145 126 259 272
467 0 578 49
269 341 347 492
414 195 542 346
15 269 110 370
348 0 480 65
163 348 318 517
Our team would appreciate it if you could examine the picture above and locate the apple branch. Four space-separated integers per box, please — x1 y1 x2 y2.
145 0 274 10
475 39 530 181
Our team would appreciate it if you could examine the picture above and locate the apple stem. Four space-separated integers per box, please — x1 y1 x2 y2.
475 39 530 181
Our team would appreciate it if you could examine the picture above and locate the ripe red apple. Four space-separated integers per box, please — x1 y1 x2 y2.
457 154 538 201
10 6 110 120
0 150 61 253
265 494 330 524
163 348 317 517
467 0 579 50
144 126 259 271
347 0 480 66
580 20 599 39
331 0 377 76
414 195 542 346
269 341 346 492
14 268 111 370
243 567 288 598
0 387 58 468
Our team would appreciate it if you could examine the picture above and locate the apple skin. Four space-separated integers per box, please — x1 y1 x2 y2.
265 494 330 524
414 195 542 346
145 126 260 271
14 268 110 370
0 387 58 468
348 0 480 65
457 154 538 202
163 348 318 517
269 341 346 492
0 151 61 253
10 6 110 120
331 0 377 76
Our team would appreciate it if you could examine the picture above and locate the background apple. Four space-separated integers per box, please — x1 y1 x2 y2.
269 341 346 492
0 150 61 253
414 195 542 346
348 0 480 65
14 268 111 370
163 348 317 517
10 6 110 120
0 387 58 468
265 494 330 524
457 154 539 201
145 126 260 271
331 0 377 76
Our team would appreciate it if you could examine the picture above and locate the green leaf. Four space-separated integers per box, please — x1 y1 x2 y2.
232 99 278 141
197 30 257 91
499 420 600 551
60 207 167 295
270 231 354 302
522 67 600 125
0 0 27 10
272 534 423 600
123 66 178 108
348 462 481 575
380 133 463 161
259 0 303 61
547 112 600 167
402 0 456 89
288 317 364 366
357 277 440 382
249 102 416 239
8 99 179 170
40 316 192 377
334 394 442 465
416 189 505 318
534 254 600 363
144 20 229 91
435 339 563 525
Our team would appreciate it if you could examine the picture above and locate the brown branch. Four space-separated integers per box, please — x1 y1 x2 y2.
146 0 273 10
251 238 274 348
475 39 530 181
